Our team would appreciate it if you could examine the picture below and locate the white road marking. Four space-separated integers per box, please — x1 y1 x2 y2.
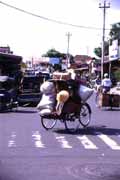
8 131 16 147
55 136 72 148
32 131 45 148
97 134 120 150
77 135 98 149
7 130 120 151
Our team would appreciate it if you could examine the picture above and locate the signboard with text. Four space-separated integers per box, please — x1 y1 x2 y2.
109 39 119 61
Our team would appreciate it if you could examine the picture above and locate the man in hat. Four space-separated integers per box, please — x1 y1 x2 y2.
101 73 112 93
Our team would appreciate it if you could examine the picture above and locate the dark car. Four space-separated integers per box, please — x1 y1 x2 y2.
0 76 18 111
17 74 45 106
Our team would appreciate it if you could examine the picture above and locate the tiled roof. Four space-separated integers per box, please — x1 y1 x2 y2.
74 55 92 64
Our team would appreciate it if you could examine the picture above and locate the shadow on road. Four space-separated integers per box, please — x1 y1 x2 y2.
0 109 37 114
53 125 120 136
15 109 37 113
99 107 120 111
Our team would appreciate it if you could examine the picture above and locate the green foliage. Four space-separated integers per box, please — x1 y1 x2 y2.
94 22 120 57
94 47 102 57
42 48 74 64
109 22 120 40
114 69 120 81
94 41 109 58
42 48 66 58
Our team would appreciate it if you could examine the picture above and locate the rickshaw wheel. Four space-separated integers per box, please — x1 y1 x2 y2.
79 103 91 127
41 115 57 130
64 114 80 133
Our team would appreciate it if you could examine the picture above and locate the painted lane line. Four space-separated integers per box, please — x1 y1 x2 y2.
97 134 120 150
55 136 72 149
77 135 98 149
32 131 45 148
8 132 16 147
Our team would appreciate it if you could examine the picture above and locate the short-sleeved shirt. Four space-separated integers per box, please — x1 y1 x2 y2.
102 78 112 87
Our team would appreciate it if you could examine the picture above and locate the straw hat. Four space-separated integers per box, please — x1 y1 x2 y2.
56 90 69 115
56 90 69 103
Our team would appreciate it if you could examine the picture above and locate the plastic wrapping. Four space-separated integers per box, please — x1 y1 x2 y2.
37 81 56 114
78 85 93 101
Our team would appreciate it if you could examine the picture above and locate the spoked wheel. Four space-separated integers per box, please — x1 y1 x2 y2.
79 103 91 127
41 116 57 130
64 114 80 133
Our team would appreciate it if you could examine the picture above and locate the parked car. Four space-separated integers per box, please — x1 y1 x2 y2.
0 76 18 111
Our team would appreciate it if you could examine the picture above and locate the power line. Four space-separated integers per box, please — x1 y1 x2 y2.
0 1 110 31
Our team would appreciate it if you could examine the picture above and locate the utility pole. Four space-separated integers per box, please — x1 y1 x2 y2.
99 0 110 80
66 32 72 68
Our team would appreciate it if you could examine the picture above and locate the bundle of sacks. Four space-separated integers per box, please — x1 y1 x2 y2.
78 84 94 102
37 81 56 116
37 80 94 116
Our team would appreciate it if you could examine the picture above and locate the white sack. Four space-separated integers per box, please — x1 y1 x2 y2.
37 81 56 112
37 94 56 111
39 108 52 116
78 85 93 101
40 81 55 95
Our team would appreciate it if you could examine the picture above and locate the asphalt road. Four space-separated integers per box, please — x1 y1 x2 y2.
0 93 120 180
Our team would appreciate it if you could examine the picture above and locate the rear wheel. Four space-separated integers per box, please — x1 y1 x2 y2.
79 103 91 127
41 116 57 130
64 114 80 133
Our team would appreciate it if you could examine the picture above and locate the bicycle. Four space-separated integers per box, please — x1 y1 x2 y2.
40 101 91 133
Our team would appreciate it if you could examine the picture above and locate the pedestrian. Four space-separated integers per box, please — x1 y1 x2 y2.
94 75 102 106
101 73 112 93
94 75 101 92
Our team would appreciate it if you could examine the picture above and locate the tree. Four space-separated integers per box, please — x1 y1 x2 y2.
109 22 120 40
94 23 120 57
42 48 66 58
94 47 102 58
42 48 74 63
94 41 109 58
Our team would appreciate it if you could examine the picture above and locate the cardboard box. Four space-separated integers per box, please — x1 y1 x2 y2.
111 94 120 107
53 72 71 80
101 94 110 107
100 94 120 107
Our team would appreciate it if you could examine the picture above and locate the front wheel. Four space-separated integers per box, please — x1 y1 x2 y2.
79 103 91 127
41 116 57 130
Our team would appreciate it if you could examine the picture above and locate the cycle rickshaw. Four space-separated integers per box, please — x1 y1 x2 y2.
95 84 120 109
37 74 93 133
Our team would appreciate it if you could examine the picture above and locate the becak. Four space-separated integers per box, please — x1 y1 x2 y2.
37 81 56 115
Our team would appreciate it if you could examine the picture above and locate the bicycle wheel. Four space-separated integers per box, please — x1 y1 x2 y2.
64 114 80 133
79 103 91 127
41 116 57 130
